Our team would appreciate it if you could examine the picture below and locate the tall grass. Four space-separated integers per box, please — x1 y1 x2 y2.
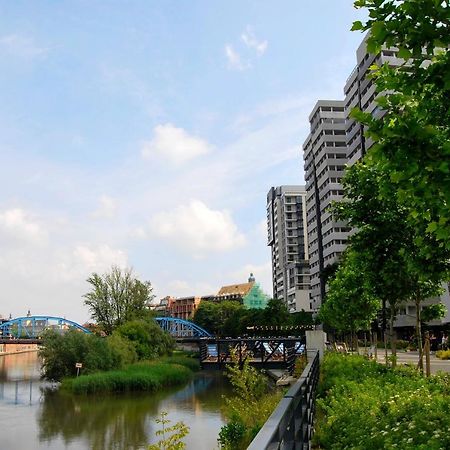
61 358 196 395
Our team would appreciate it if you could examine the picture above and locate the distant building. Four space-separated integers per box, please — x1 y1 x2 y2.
267 186 310 313
303 101 349 312
168 296 201 321
214 274 269 309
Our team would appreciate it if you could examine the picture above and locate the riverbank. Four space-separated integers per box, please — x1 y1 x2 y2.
61 355 200 394
0 348 38 356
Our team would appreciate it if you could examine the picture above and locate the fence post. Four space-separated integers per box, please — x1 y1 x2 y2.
424 331 431 377
306 330 327 360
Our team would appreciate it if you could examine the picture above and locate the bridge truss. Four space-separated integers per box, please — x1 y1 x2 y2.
155 317 211 338
0 316 91 339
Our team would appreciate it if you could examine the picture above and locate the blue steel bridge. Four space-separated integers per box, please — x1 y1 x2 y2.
0 315 211 340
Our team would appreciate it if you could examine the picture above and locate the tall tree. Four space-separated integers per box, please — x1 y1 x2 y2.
351 0 450 257
83 266 154 335
318 250 381 340
332 162 443 365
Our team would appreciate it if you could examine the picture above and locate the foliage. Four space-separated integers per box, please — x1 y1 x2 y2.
314 353 450 449
193 298 295 337
218 351 283 449
39 329 120 380
193 300 243 336
61 360 193 394
115 319 174 360
351 0 450 257
106 332 138 366
218 421 246 450
148 411 189 450
436 350 450 360
421 303 447 323
84 266 155 335
319 250 381 333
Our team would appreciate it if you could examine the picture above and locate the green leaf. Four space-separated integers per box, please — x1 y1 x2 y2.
351 20 364 31
426 222 438 233
397 47 412 60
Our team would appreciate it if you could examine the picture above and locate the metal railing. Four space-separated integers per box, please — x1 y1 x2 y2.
247 350 320 450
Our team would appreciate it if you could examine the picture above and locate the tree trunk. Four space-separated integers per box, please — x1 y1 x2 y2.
415 296 424 373
389 305 397 368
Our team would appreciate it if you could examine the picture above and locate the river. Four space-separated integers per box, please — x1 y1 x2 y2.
0 352 232 450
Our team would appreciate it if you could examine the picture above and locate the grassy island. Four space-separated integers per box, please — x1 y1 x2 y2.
61 356 200 395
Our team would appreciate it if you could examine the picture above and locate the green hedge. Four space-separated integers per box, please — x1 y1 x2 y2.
314 353 450 450
61 360 194 394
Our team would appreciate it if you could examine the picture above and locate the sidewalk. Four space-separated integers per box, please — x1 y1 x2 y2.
367 349 450 374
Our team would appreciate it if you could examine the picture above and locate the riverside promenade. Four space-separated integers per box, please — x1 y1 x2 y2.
371 350 450 374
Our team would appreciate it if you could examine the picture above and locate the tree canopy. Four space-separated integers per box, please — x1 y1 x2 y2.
83 266 155 335
351 0 450 256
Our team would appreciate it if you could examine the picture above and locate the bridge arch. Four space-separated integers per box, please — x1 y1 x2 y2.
0 316 91 339
155 317 211 338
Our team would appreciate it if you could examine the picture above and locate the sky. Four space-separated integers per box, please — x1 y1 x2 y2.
0 1 367 323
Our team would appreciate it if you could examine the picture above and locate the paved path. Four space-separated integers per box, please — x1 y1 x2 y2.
371 350 450 374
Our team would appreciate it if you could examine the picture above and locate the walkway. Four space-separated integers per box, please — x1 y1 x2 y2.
372 350 450 374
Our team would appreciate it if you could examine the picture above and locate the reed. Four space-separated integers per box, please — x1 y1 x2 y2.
61 359 195 394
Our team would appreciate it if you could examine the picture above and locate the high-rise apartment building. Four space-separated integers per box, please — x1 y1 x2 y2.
303 101 350 311
267 186 310 313
302 36 450 326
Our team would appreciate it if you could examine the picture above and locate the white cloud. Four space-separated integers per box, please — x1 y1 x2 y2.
225 44 250 71
0 34 48 59
0 208 47 245
150 200 246 257
91 195 117 219
72 244 128 273
141 123 212 165
241 27 268 56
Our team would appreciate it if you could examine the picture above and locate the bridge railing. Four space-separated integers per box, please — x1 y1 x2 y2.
247 349 320 450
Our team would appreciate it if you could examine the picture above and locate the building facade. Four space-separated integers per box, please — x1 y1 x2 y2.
303 101 350 312
267 186 310 313
302 36 450 326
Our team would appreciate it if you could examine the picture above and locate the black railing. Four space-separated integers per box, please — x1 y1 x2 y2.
247 350 320 450
199 338 305 372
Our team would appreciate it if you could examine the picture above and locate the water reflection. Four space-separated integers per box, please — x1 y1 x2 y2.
38 389 162 449
0 353 231 450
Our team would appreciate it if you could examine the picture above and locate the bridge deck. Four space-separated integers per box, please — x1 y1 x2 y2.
199 337 305 372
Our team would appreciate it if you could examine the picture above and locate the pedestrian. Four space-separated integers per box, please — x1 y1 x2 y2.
441 333 448 351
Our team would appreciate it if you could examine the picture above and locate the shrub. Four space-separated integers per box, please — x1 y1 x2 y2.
148 411 189 450
116 320 174 360
436 349 450 360
314 353 450 450
39 329 119 380
218 352 283 449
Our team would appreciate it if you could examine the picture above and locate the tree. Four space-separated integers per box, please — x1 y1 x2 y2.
115 319 174 360
318 250 381 342
83 266 154 335
351 0 450 256
39 329 119 380
331 162 443 365
192 300 244 336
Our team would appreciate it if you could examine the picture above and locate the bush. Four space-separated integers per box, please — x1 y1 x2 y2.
115 320 174 360
218 352 283 449
314 353 450 450
436 349 450 360
39 329 119 380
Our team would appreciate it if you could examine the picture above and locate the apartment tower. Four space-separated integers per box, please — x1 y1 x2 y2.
303 101 350 312
267 186 310 313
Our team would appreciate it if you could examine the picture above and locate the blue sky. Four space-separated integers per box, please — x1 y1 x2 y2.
0 1 366 322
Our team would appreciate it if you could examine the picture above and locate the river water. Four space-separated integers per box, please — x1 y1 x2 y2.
0 352 232 450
